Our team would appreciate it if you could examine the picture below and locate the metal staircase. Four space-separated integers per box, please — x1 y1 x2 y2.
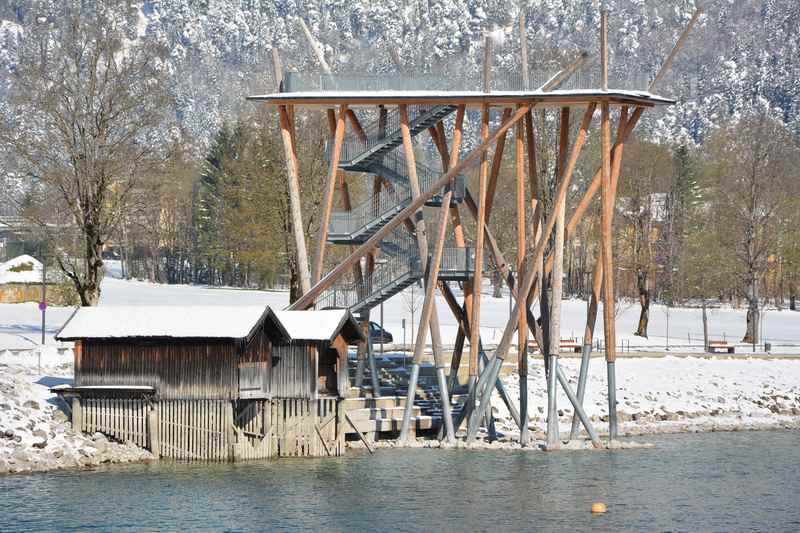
335 105 458 170
321 104 473 313
328 151 465 244
317 228 475 313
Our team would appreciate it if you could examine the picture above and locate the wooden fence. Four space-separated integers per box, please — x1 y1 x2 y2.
77 398 149 448
71 397 343 461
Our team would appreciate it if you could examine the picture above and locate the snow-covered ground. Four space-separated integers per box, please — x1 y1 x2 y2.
2 264 799 354
1 267 799 473
492 356 800 440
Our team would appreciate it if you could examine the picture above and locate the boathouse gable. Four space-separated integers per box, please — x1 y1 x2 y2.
270 310 364 400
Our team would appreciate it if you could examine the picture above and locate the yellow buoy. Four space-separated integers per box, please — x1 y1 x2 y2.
591 503 607 514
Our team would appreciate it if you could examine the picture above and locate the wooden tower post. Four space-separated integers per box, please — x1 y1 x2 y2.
599 8 619 440
273 50 312 296
397 104 448 442
465 104 491 436
515 107 529 446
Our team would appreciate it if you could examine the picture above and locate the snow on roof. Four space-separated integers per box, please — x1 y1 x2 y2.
56 305 271 341
273 309 360 342
247 89 675 106
0 254 42 284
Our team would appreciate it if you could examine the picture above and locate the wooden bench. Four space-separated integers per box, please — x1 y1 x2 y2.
527 339 583 354
708 341 735 354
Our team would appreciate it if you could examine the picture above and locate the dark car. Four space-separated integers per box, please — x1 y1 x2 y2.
369 321 393 343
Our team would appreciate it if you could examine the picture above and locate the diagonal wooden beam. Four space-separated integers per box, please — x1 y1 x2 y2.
541 51 590 91
277 105 312 295
399 105 445 362
484 107 513 223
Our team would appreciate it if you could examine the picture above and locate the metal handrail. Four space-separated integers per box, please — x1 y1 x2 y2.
378 151 465 200
334 104 449 165
328 153 464 240
284 68 651 94
316 227 476 311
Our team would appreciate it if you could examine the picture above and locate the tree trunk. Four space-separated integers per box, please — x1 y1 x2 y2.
492 269 503 298
742 277 760 344
288 260 301 304
790 281 797 311
702 301 709 352
634 269 649 338
69 228 103 307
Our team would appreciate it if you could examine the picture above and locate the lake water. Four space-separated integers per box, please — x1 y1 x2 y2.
3 431 799 532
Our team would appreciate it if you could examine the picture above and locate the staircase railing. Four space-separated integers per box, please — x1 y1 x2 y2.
317 228 477 311
372 151 465 201
328 158 463 241
329 182 410 240
316 229 422 311
333 104 452 165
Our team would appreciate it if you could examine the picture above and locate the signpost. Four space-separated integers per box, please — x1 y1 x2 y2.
39 254 47 374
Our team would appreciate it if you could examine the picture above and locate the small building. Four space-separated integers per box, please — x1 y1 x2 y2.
0 254 48 303
55 305 363 460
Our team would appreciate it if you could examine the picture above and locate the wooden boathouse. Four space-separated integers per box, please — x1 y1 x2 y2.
54 306 363 460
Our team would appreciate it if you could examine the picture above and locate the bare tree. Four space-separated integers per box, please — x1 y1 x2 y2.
1 3 172 305
618 140 672 338
703 111 800 343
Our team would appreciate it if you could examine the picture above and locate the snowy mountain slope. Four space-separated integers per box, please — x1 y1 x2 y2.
0 1 796 150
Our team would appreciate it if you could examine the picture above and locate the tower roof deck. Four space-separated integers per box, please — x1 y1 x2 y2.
247 71 674 108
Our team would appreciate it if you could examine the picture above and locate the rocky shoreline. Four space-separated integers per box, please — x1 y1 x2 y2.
0 362 153 476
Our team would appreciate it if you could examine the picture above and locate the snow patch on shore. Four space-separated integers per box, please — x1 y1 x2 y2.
492 356 800 437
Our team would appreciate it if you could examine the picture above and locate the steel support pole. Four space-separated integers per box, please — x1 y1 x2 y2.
556 365 601 447
354 328 366 389
367 330 381 397
608 360 618 438
479 351 520 428
545 354 560 449
399 362 420 443
454 374 479 434
436 366 456 443
569 342 592 440
464 356 502 442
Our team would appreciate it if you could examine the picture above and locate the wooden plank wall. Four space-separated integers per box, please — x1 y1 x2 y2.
234 400 272 460
77 329 272 400
269 398 342 457
269 343 317 399
159 400 231 461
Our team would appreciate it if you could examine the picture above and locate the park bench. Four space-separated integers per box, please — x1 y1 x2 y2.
708 341 735 354
527 338 583 354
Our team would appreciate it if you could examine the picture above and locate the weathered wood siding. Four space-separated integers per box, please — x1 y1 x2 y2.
72 397 343 460
76 329 272 400
270 342 317 399
331 334 350 398
78 398 149 448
